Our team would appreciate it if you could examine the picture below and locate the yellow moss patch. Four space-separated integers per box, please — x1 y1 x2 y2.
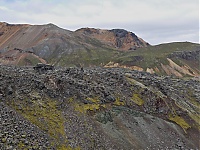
57 145 81 150
29 91 41 99
18 141 25 149
68 97 74 103
12 97 65 141
174 99 200 130
75 103 100 113
113 97 124 106
86 97 100 103
26 99 65 139
131 94 144 106
74 97 106 113
169 114 191 132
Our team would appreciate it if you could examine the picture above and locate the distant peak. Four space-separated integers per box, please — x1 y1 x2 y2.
0 22 11 26
44 23 60 29
0 22 30 27
110 29 128 32
47 23 56 26
76 27 150 50
0 22 7 25
110 29 129 38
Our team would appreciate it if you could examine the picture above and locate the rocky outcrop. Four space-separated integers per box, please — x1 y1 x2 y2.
104 61 144 71
76 28 150 50
0 65 199 149
168 49 200 61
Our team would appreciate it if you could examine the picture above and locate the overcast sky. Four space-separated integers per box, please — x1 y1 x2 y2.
0 0 199 45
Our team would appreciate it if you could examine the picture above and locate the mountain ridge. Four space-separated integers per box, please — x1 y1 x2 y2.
0 22 199 78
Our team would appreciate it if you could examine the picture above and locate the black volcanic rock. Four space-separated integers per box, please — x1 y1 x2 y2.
168 49 200 60
0 65 199 149
110 29 128 38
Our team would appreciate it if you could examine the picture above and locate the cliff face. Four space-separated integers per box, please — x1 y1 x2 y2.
76 28 150 50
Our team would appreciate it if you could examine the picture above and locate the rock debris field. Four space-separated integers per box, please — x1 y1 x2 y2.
0 65 199 149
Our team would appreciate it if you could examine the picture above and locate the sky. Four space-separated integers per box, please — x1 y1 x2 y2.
0 0 199 45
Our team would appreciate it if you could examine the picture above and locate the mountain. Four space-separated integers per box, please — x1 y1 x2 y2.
0 22 91 64
0 65 199 149
0 22 148 66
75 28 150 50
0 22 199 149
0 22 199 77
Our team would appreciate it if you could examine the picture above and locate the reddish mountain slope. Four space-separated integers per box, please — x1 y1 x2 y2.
0 22 94 65
76 28 150 50
0 22 150 66
0 22 75 50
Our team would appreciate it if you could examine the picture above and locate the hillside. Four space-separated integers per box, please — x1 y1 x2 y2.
0 65 199 149
109 42 200 77
0 22 199 78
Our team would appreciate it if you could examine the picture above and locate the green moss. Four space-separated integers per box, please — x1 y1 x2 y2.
131 94 144 106
18 141 25 149
86 97 100 103
23 99 65 139
74 97 106 113
68 97 74 103
10 95 66 148
168 114 191 132
9 96 85 149
174 91 200 131
74 96 125 113
1 138 7 143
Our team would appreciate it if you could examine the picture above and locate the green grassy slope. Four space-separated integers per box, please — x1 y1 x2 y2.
115 42 199 68
47 42 199 76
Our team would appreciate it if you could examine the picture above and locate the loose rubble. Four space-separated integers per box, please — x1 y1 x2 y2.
0 65 199 149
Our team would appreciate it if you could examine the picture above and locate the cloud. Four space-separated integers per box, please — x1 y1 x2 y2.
0 6 11 11
0 0 199 44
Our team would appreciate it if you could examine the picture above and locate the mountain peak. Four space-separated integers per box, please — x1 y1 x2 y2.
76 27 150 50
